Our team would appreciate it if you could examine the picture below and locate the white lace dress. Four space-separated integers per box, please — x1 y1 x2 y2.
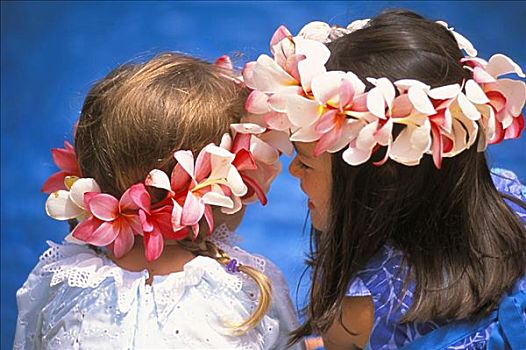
14 225 304 350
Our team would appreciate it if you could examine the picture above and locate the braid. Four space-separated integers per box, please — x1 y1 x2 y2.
177 237 272 334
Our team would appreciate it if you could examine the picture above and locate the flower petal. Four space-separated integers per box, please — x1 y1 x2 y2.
181 192 205 226
270 25 292 48
504 114 524 140
428 84 462 100
250 136 280 164
204 205 214 234
71 216 104 243
408 86 436 115
144 229 163 262
227 167 248 197
202 191 234 208
88 193 119 221
89 221 120 247
390 95 413 118
173 150 195 181
241 174 267 205
311 71 346 105
222 195 243 215
389 123 431 166
69 178 101 209
345 72 366 95
51 147 79 174
295 38 330 92
258 130 294 155
472 67 497 84
342 140 373 166
298 21 331 42
327 120 365 153
145 169 172 192
314 127 341 156
465 79 489 104
244 54 296 92
356 121 378 150
486 54 525 78
45 190 84 220
231 123 266 135
315 109 338 134
290 124 320 142
195 148 212 182
41 171 67 194
490 79 526 117
214 55 232 70
285 94 322 127
375 118 393 146
246 90 271 114
268 91 300 113
219 133 233 150
120 183 150 213
171 200 184 231
139 210 154 233
264 111 293 131
457 92 481 120
367 86 387 119
112 223 135 258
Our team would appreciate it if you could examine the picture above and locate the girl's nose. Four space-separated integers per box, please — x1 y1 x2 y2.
288 157 300 178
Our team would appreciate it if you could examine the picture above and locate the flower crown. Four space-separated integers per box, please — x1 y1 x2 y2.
243 20 525 168
43 78 287 263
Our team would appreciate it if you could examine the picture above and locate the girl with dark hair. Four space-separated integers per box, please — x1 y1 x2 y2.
244 9 526 350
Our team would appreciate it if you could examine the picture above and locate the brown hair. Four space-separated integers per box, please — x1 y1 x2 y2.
75 52 271 333
291 9 526 342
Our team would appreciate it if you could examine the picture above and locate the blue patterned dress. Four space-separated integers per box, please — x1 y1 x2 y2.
346 168 526 350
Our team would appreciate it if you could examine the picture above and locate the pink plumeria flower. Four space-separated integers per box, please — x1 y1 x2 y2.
221 123 282 207
71 183 146 259
243 25 330 95
346 78 434 167
42 141 81 193
132 185 188 262
283 71 368 146
462 54 526 143
146 146 244 238
338 77 405 166
245 89 295 131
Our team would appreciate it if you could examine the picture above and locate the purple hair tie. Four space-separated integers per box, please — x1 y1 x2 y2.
226 259 239 273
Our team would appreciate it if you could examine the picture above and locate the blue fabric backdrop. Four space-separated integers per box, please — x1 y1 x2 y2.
1 1 525 348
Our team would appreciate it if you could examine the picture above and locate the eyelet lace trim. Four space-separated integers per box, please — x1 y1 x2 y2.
39 225 266 315
210 224 267 273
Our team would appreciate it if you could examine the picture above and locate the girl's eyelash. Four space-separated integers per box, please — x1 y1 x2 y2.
297 160 311 170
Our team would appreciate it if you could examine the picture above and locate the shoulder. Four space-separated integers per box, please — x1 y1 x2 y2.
491 167 526 221
346 244 408 299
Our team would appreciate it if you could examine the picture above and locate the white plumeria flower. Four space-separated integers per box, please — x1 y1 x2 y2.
45 178 101 221
346 19 370 33
298 21 351 43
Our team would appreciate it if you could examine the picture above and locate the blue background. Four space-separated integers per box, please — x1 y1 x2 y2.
1 1 525 348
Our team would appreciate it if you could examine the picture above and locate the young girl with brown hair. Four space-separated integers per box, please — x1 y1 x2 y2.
15 53 303 349
244 9 526 350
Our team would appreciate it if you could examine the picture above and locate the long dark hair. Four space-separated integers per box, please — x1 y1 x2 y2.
291 9 526 342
